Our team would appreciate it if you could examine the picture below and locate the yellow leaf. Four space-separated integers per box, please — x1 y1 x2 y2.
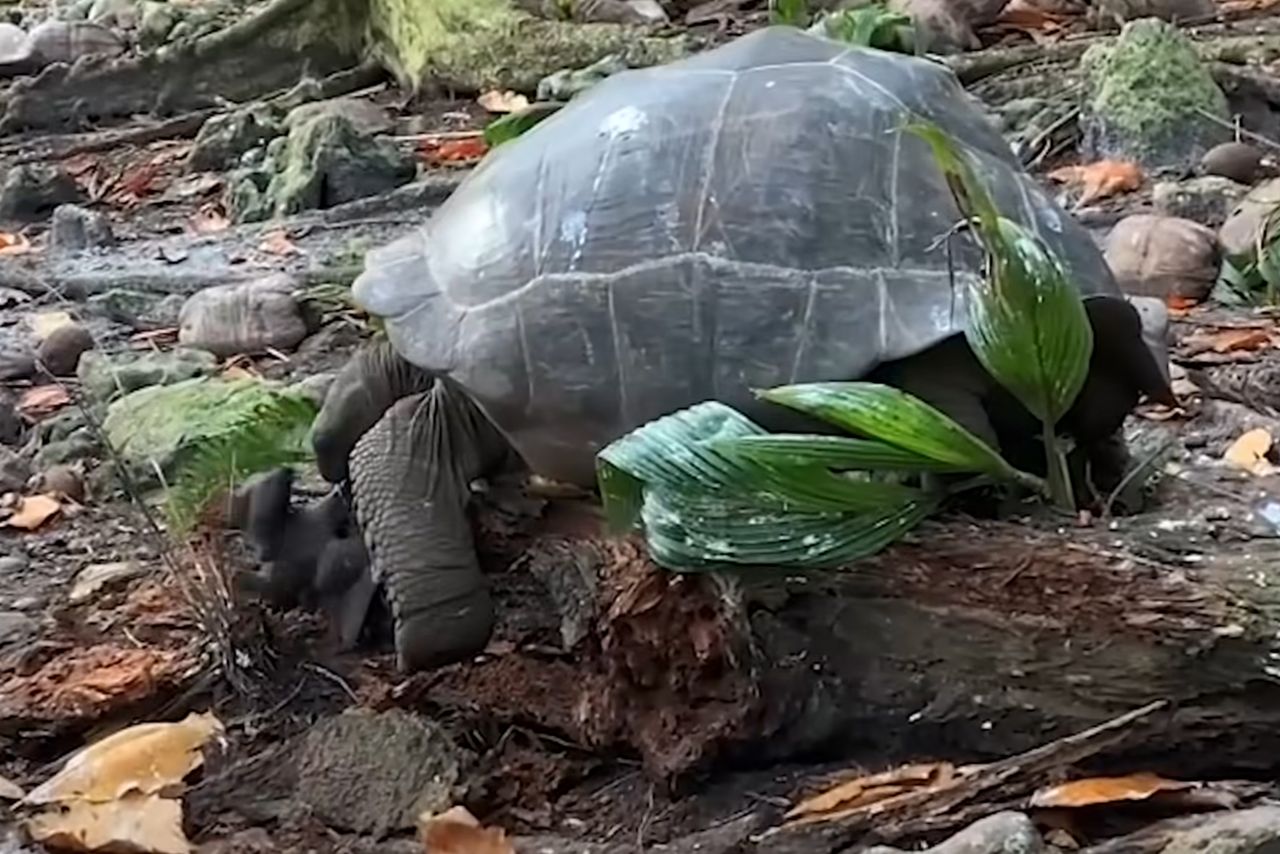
782 762 956 827
26 791 189 854
3 494 63 531
24 711 224 805
419 806 514 854
1223 428 1275 476
478 90 530 114
1030 772 1193 808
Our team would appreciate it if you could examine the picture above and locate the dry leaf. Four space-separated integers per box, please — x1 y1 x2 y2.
478 89 530 114
26 791 189 854
25 711 224 805
18 384 72 420
2 494 63 531
783 763 956 827
1048 160 1144 206
1031 772 1193 808
189 204 230 235
421 135 489 166
1224 428 1275 476
419 806 514 854
0 646 188 722
0 231 32 256
0 775 24 801
258 230 299 256
28 310 75 340
1206 328 1272 353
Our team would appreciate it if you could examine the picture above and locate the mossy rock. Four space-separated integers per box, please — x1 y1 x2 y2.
102 376 317 481
1081 18 1229 170
77 347 218 406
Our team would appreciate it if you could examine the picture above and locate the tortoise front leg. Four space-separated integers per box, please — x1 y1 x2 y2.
349 376 513 672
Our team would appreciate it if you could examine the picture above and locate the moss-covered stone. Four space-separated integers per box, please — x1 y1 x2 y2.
1081 18 1229 170
187 104 284 173
227 109 416 223
77 347 218 405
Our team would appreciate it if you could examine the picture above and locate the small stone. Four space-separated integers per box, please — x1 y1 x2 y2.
178 274 309 358
0 165 84 222
1088 0 1213 28
10 595 40 610
889 0 983 52
1201 141 1276 185
0 611 36 648
1152 175 1247 228
864 812 1044 854
22 20 124 66
87 288 182 330
35 322 94 376
0 555 28 575
88 0 139 28
69 560 144 604
0 22 25 62
0 388 21 445
1220 175 1280 257
138 1 177 46
50 204 115 251
285 97 395 135
1114 806 1280 854
573 0 669 23
0 349 35 380
77 346 217 404
186 105 283 174
31 464 85 503
1104 214 1220 301
0 445 31 493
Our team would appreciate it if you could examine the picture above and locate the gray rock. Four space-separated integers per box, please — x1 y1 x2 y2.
0 350 34 381
1153 175 1248 228
1081 19 1230 170
573 0 670 23
178 274 308 358
69 560 145 604
0 165 84 222
50 204 115 251
77 347 217 404
22 20 124 66
36 322 95 376
138 1 177 46
0 612 36 648
87 288 182 330
1220 176 1280 257
285 97 395 135
0 445 30 493
186 105 282 174
87 0 139 28
1086 805 1280 854
1088 0 1214 28
0 23 25 62
33 431 98 469
0 555 29 575
0 388 21 445
865 812 1044 854
294 708 465 837
537 54 627 102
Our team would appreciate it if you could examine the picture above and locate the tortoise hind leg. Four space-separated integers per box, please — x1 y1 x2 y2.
349 377 512 672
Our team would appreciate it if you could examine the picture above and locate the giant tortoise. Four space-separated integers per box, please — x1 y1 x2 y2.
310 26 1175 672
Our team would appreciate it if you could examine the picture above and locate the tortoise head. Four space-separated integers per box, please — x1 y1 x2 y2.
311 340 437 483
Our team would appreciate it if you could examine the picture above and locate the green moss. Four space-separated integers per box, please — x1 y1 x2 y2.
1082 18 1228 166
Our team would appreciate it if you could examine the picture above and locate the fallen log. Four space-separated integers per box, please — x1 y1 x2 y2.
413 468 1280 804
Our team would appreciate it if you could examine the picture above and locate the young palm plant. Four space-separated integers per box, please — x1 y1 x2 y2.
595 119 1095 571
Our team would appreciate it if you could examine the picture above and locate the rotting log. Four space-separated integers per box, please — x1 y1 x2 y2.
410 479 1280 798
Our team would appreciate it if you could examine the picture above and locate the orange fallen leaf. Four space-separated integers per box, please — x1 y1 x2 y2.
18 384 72 420
3 494 63 530
421 135 489 167
1224 428 1275 475
258 230 299 256
478 89 530 114
783 762 958 827
419 806 514 854
0 232 32 256
1048 160 1144 206
1031 772 1193 808
1207 327 1272 353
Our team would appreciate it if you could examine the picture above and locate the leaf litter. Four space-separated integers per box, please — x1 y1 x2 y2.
1047 159 1144 206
